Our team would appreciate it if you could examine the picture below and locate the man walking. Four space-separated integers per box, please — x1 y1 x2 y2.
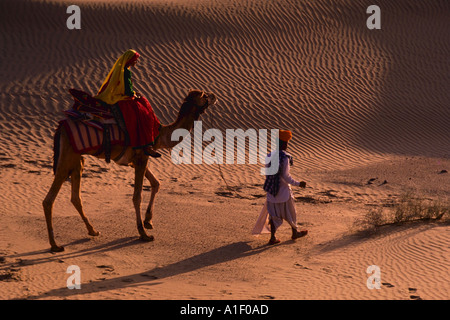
253 130 308 244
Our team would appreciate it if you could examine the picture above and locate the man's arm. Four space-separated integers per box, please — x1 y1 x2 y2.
282 158 306 188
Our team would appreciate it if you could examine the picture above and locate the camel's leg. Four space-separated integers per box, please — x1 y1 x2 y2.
43 162 71 252
43 173 68 252
144 167 160 229
70 157 99 237
133 155 154 241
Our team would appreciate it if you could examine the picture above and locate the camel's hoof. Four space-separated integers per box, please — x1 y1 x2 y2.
139 234 155 242
89 230 100 236
144 221 153 229
51 245 65 253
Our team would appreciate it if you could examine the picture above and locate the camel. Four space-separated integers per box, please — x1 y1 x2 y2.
43 90 217 252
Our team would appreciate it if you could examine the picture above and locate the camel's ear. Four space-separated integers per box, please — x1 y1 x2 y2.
188 88 202 94
185 89 194 102
186 88 194 100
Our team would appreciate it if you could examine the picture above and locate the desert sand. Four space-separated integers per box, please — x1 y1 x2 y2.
0 0 449 301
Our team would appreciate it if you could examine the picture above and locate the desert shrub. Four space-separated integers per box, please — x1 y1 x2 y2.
393 193 449 222
354 193 449 233
353 207 386 233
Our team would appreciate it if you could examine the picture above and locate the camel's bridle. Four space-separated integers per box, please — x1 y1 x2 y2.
198 91 211 110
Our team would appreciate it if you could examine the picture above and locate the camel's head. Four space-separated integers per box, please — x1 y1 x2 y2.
180 89 217 120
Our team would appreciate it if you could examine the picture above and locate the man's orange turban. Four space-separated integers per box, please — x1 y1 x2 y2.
279 130 292 142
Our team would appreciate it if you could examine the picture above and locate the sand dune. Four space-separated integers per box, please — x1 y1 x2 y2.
0 0 449 300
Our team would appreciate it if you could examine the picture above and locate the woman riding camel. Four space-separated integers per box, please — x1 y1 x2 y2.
95 49 161 157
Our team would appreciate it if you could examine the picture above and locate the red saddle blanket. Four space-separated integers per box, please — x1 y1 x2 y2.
64 88 160 150
60 119 125 154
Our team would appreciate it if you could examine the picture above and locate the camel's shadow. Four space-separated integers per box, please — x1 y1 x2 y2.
19 241 271 299
0 237 140 272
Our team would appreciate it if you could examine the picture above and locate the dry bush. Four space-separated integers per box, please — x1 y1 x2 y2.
393 193 449 222
354 193 449 233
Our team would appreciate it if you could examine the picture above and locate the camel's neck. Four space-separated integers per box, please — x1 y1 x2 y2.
154 113 197 150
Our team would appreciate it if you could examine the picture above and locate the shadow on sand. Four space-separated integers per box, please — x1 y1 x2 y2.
0 237 140 273
20 241 272 299
314 220 446 255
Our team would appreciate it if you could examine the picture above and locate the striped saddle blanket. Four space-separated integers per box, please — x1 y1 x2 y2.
59 118 126 155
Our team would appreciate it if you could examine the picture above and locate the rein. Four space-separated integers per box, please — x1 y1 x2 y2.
206 103 246 199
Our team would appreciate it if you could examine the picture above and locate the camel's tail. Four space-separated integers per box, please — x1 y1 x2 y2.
53 124 62 175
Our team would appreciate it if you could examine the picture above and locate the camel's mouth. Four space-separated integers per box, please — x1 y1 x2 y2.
200 92 218 112
206 92 218 106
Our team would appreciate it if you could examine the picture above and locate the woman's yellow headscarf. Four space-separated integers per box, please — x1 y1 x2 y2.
95 49 139 105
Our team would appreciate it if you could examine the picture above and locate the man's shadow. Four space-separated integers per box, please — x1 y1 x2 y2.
26 241 272 299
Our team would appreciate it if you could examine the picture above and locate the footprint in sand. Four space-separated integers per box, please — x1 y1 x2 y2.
96 265 115 275
1 163 16 168
259 295 275 300
408 288 422 300
215 191 234 197
321 267 333 274
294 263 312 270
0 268 21 281
382 282 395 288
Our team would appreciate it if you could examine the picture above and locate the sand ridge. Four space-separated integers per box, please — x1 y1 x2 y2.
0 0 449 300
